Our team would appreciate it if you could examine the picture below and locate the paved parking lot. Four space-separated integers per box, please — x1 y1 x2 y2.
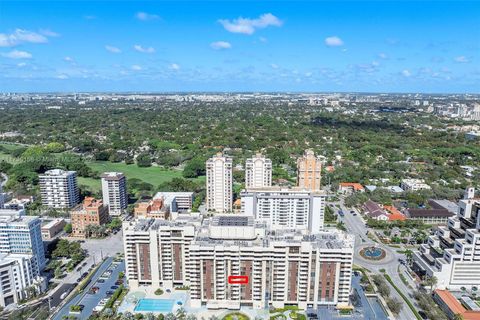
53 257 125 320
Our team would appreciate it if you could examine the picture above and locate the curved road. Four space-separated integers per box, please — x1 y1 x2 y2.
335 198 419 320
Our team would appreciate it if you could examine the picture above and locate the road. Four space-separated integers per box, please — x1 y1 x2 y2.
334 198 419 320
46 230 125 310
52 257 125 320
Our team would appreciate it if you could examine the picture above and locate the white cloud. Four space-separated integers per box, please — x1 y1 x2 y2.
17 62 26 67
0 29 49 47
378 53 388 59
324 36 344 47
105 45 121 53
1 50 32 59
131 65 142 71
135 12 159 21
218 13 283 35
56 74 69 79
270 63 279 69
454 56 470 63
134 44 155 53
64 56 74 62
259 37 268 43
402 69 411 77
169 63 180 70
40 29 60 37
210 41 232 50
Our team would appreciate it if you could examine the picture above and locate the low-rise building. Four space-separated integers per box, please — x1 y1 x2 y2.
153 192 195 212
401 179 431 191
338 183 364 195
134 198 170 220
405 208 454 224
2 196 33 210
71 197 109 237
434 289 480 320
41 218 66 241
363 200 389 221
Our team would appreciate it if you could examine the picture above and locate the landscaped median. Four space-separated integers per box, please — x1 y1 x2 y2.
383 274 422 320
270 306 307 320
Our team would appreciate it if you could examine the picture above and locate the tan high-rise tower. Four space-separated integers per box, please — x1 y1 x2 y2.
296 149 322 191
206 153 233 213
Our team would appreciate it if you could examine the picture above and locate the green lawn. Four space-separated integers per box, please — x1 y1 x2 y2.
87 161 204 188
0 142 26 151
78 177 102 193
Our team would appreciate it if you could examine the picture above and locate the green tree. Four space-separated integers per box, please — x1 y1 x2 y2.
136 153 152 167
182 157 206 178
63 223 72 234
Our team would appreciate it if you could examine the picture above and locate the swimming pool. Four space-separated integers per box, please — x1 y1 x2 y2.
134 299 175 313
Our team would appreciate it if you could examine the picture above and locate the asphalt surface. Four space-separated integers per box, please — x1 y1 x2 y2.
334 198 419 320
50 283 76 308
52 257 125 320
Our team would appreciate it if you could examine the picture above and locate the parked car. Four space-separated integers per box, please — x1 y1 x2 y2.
110 285 118 290
97 279 105 284
106 290 114 295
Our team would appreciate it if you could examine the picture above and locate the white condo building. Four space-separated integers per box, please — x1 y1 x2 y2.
206 153 233 213
413 188 480 290
0 210 45 272
400 178 431 191
39 169 79 209
101 172 128 216
245 153 272 188
123 215 354 310
240 187 326 233
0 254 44 307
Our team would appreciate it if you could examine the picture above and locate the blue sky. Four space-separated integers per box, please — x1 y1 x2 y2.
0 1 479 93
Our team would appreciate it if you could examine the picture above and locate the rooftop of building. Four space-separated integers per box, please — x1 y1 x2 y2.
40 169 76 176
0 253 34 266
123 214 202 232
363 200 387 217
41 218 65 229
123 214 354 251
0 209 37 224
242 186 326 195
339 182 364 191
406 208 454 218
435 290 480 320
100 172 125 180
429 199 459 213
71 197 104 213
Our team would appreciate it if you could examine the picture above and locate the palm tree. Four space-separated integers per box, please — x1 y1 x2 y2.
424 275 438 293
176 308 186 320
452 313 464 320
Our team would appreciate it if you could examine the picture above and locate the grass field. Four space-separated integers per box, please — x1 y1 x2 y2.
77 177 102 192
0 142 204 193
87 161 186 187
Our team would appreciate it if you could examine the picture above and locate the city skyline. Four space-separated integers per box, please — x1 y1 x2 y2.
0 1 479 93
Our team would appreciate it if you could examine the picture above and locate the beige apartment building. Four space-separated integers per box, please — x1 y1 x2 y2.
296 149 322 191
206 153 233 213
123 215 354 310
245 153 272 188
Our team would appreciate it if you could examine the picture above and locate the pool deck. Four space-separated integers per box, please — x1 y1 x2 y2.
118 287 270 319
